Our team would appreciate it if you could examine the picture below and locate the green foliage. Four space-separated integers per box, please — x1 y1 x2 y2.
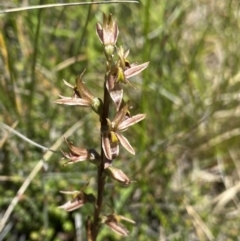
1 0 240 240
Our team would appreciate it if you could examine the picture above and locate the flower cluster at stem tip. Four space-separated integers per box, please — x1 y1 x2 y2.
55 13 149 238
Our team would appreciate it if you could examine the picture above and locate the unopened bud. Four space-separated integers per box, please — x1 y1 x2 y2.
104 166 131 185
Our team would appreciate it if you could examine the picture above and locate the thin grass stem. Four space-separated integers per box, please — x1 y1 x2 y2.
0 1 139 14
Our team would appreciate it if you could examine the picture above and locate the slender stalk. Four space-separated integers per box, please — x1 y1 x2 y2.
92 74 111 240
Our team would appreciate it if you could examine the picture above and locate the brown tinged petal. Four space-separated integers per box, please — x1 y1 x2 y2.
102 215 129 236
101 132 119 160
102 132 112 160
65 139 87 156
112 101 129 128
110 136 119 160
75 71 103 114
102 213 135 237
61 149 88 163
56 71 103 115
118 215 136 224
62 139 100 166
101 103 141 158
96 22 103 43
106 79 123 111
55 95 91 106
96 13 119 46
124 61 149 79
58 191 95 212
75 70 94 101
58 199 84 212
115 133 135 155
118 113 146 131
96 13 119 60
106 73 116 91
105 221 129 236
61 149 100 166
104 166 131 185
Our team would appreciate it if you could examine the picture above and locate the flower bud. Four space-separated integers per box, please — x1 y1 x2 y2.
104 166 131 185
96 14 119 60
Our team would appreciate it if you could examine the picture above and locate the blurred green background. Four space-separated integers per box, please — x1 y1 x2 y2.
1 0 240 240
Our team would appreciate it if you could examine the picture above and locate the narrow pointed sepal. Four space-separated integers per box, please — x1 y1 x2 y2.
102 213 135 237
102 132 119 160
75 70 94 101
61 139 100 166
58 191 95 212
118 114 146 131
63 79 74 88
102 133 112 160
55 95 91 106
115 133 135 155
112 101 130 127
103 216 129 236
110 133 119 159
106 76 123 111
124 62 149 79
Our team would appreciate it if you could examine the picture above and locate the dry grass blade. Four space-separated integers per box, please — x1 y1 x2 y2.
212 182 240 214
0 1 139 14
186 205 214 240
0 121 18 148
0 122 54 152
